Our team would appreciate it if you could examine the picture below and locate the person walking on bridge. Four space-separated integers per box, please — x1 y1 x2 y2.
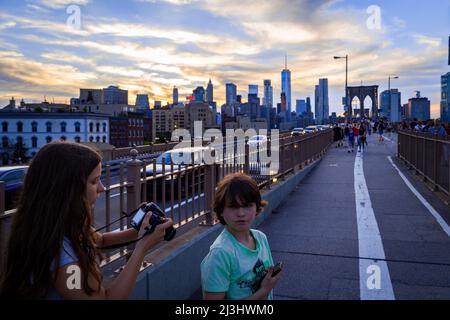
358 124 367 152
378 122 385 143
333 125 344 147
347 124 355 153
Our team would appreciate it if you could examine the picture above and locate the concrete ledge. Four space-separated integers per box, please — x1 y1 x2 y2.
130 158 322 300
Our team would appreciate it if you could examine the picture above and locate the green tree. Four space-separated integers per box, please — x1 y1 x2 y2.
12 141 29 164
1 138 14 165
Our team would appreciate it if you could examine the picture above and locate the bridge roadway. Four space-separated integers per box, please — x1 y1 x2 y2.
257 133 450 299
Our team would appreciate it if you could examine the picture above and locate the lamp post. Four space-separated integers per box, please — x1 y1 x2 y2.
334 55 349 119
388 75 399 122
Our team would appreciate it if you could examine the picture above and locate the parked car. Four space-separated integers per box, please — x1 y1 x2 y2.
0 166 28 210
144 147 208 173
315 125 325 131
304 126 318 134
291 128 305 136
143 147 209 199
247 135 268 147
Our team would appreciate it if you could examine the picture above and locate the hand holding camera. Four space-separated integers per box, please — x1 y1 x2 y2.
132 202 176 240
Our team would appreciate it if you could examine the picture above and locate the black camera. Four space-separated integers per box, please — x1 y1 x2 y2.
131 202 176 241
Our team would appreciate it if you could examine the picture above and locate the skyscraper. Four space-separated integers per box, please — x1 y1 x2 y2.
206 79 213 103
173 86 179 105
193 87 205 103
246 92 260 120
280 92 287 114
441 72 450 123
263 80 273 110
263 80 273 128
135 94 150 109
248 84 258 96
296 99 306 114
407 91 430 121
314 79 329 124
380 89 401 122
306 97 312 115
281 56 292 122
226 83 237 107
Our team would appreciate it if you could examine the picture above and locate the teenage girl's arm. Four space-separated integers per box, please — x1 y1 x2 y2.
93 228 139 249
53 213 173 300
92 203 147 248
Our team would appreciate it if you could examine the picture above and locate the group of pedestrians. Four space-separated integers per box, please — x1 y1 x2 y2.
339 122 369 153
333 119 400 153
400 119 449 137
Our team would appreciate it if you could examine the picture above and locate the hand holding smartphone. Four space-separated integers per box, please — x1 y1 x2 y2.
272 262 282 277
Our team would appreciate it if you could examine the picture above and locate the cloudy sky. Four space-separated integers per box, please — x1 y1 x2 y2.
0 0 449 117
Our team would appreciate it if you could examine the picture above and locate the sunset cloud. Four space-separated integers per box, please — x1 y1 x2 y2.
31 0 90 9
0 0 448 118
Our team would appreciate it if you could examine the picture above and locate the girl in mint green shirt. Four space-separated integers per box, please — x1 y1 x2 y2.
201 173 283 300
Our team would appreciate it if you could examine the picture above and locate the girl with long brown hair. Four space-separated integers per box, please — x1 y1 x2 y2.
0 142 172 299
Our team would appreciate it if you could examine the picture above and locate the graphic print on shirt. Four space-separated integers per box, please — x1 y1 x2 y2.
237 259 268 293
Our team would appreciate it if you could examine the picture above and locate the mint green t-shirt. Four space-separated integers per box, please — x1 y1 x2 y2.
201 228 274 300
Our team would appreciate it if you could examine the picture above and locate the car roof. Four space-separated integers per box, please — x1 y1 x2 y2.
162 146 208 154
0 166 28 174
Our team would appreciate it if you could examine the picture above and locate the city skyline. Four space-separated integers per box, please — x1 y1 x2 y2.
0 0 449 117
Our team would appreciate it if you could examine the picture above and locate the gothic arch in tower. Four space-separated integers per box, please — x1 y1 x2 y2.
347 85 379 118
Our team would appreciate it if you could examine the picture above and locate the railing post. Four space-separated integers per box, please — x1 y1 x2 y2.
103 165 112 261
201 164 216 226
0 181 4 215
422 135 426 182
0 181 6 273
293 142 299 174
415 134 419 174
448 139 450 197
433 138 438 191
124 149 143 262
299 137 304 169
126 149 143 226
280 139 286 181
244 143 250 174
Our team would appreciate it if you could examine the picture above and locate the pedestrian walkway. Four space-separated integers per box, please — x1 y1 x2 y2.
259 133 450 300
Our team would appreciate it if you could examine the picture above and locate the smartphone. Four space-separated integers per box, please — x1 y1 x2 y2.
272 262 283 277
131 208 146 230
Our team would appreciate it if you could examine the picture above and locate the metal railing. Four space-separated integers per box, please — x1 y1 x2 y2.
111 142 178 160
0 129 333 271
398 129 450 196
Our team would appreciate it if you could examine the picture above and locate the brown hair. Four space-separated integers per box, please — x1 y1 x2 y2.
0 142 103 299
213 173 267 225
